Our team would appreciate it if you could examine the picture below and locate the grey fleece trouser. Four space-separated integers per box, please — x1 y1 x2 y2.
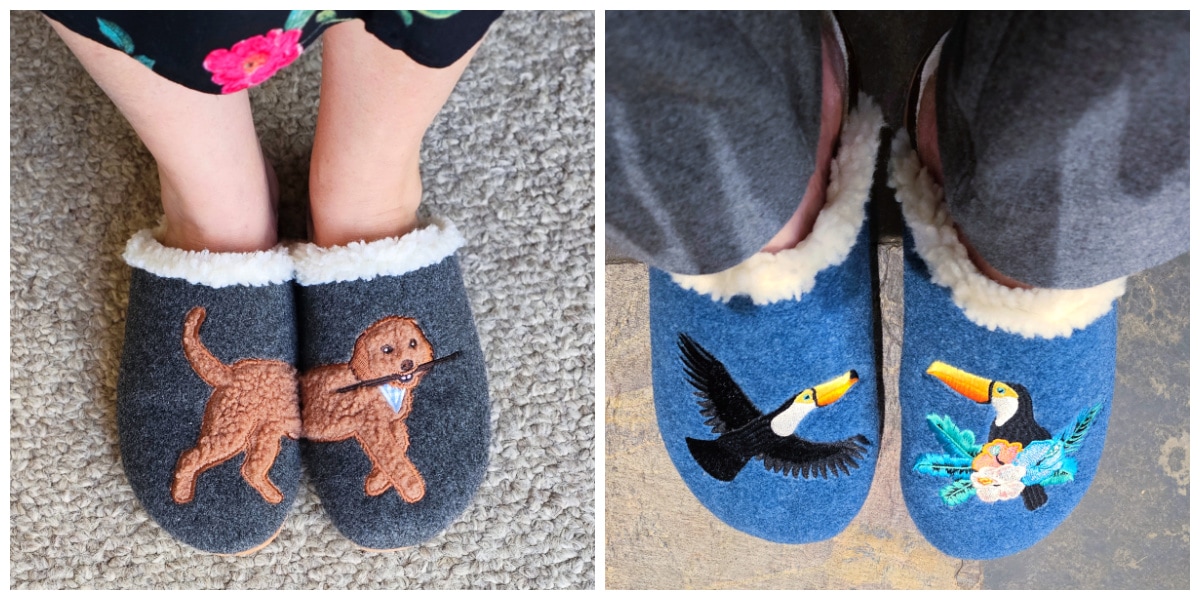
605 11 1189 288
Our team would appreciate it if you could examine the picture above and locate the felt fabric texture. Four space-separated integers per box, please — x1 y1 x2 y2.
12 9 592 587
295 240 489 550
898 235 1116 559
648 220 880 544
118 266 301 555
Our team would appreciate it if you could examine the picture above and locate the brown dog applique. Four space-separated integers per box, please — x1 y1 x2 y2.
301 316 459 503
172 306 303 505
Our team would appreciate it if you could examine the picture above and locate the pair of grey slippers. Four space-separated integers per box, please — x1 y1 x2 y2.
118 218 489 554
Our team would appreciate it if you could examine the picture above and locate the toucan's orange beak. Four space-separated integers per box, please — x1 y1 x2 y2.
813 370 859 407
927 361 992 403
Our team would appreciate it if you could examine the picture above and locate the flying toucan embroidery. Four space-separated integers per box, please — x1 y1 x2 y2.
916 361 1103 510
678 333 870 482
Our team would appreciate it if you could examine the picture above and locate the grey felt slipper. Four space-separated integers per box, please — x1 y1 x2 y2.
292 218 490 550
118 228 302 555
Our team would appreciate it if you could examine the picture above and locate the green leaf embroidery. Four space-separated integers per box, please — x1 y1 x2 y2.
96 18 135 54
926 414 982 458
914 453 974 480
134 55 155 69
1057 404 1102 455
398 10 414 26
940 480 976 507
316 10 338 24
285 10 316 31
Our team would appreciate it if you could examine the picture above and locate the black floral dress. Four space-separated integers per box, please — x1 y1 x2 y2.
42 10 502 94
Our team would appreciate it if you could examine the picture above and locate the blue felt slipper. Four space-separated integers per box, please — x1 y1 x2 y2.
648 94 884 543
118 228 302 555
889 131 1127 560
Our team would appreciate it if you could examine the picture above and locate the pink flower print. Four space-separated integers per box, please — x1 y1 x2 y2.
203 29 303 94
971 439 1023 471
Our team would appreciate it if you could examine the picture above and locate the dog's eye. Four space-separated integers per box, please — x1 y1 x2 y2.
409 338 417 348
381 345 394 354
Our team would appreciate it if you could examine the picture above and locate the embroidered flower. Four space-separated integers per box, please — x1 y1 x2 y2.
971 464 1026 502
202 29 303 94
972 439 1023 471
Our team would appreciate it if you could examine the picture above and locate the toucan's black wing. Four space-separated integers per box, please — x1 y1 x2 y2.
759 434 871 479
678 333 763 433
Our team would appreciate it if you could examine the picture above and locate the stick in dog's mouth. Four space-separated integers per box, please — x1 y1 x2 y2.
335 351 462 393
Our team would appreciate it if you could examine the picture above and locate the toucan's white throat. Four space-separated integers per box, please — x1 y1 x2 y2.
771 402 816 437
992 396 1018 428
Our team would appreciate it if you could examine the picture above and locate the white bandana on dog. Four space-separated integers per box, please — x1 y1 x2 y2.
379 384 406 413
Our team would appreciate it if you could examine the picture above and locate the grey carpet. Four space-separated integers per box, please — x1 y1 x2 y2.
10 10 594 589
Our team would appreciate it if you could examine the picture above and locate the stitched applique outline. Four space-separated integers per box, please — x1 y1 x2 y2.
914 360 1102 510
678 333 870 482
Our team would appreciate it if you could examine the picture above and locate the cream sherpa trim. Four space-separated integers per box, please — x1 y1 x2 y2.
888 131 1126 340
123 225 294 288
671 93 884 305
291 217 465 286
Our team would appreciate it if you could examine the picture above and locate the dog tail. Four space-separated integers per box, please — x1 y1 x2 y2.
182 307 232 387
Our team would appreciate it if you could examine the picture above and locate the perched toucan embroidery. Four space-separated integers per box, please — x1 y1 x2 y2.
678 334 870 482
915 360 1103 510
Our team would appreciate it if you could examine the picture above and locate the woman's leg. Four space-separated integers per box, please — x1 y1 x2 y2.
46 17 277 253
307 19 480 248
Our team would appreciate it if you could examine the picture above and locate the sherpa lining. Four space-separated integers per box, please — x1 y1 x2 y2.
888 131 1126 340
291 217 464 286
671 92 883 305
123 226 294 288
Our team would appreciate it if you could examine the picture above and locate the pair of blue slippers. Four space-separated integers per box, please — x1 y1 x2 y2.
649 96 1127 560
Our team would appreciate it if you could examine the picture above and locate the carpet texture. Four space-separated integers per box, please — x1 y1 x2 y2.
10 10 594 589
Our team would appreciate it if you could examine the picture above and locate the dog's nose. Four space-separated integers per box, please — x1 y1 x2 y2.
400 359 414 372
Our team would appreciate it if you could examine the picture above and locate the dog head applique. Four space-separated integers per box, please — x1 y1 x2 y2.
349 316 435 398
302 315 460 503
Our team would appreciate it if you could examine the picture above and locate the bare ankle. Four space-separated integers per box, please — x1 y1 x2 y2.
160 215 278 253
158 180 278 253
308 156 423 248
309 202 421 248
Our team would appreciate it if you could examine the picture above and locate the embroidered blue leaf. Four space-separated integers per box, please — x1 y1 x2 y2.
1056 404 1103 455
316 10 338 24
914 453 974 480
926 414 982 458
1015 439 1065 485
397 10 414 26
285 10 316 31
96 18 135 54
940 480 976 507
1039 457 1078 486
134 55 155 69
